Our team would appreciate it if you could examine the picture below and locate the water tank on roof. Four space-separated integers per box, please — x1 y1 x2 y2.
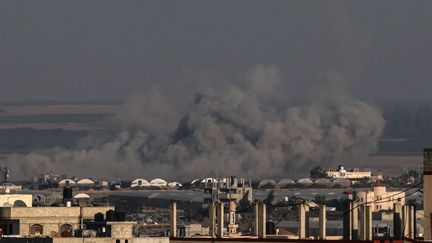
63 187 73 200
106 210 116 222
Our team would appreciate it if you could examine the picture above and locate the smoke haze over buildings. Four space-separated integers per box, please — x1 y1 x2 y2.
6 66 385 180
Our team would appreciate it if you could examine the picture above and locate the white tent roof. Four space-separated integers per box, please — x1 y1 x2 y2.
73 193 90 199
333 178 351 187
258 179 277 188
131 178 150 187
315 178 333 186
191 178 201 185
168 182 182 187
58 179 76 185
77 179 95 185
297 178 314 184
278 178 295 185
150 178 167 186
200 178 218 183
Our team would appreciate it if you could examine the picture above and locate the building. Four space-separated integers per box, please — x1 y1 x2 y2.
0 204 114 236
0 193 32 207
424 148 432 240
0 191 172 243
204 176 253 204
325 165 372 179
354 182 405 212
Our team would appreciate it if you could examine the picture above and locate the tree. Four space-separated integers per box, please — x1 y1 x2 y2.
310 166 327 178
264 190 275 205
314 195 326 205
238 191 251 212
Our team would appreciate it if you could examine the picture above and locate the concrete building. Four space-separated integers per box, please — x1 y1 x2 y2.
204 177 252 204
355 182 405 212
227 201 238 235
0 194 32 207
325 165 371 179
0 205 114 236
0 192 165 243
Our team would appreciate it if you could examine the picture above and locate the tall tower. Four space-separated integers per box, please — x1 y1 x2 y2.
423 148 432 240
228 201 238 235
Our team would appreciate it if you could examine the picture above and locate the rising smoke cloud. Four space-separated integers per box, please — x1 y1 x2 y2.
7 66 385 180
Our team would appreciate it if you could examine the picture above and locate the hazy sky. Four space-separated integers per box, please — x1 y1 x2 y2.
0 1 431 101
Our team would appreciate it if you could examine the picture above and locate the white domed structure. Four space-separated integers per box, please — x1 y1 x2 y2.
131 178 150 188
150 178 168 187
201 178 218 184
315 178 333 187
297 178 313 186
73 193 90 199
168 182 182 188
191 179 201 185
258 179 277 188
58 179 76 187
333 178 351 188
277 179 295 188
77 179 95 185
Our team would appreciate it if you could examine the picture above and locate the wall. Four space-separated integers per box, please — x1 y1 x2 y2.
0 194 32 207
0 206 114 236
53 237 169 243
171 238 373 243
0 238 52 243
134 237 169 243
355 190 405 212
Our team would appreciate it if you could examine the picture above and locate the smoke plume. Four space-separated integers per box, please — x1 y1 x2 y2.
7 66 385 180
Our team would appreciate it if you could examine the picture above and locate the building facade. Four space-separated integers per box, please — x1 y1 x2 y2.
0 205 113 236
325 165 372 179
355 183 405 212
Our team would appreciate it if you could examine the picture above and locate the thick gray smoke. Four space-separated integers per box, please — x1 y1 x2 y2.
7 66 385 180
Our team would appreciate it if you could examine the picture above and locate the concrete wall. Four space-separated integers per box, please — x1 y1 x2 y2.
0 206 114 236
108 222 134 239
53 237 169 243
0 206 113 220
134 237 169 243
0 194 32 207
0 238 52 243
171 238 373 243
54 238 113 243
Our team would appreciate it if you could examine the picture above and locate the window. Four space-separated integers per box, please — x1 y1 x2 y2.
8 224 13 235
116 240 120 243
30 224 43 235
13 200 27 207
